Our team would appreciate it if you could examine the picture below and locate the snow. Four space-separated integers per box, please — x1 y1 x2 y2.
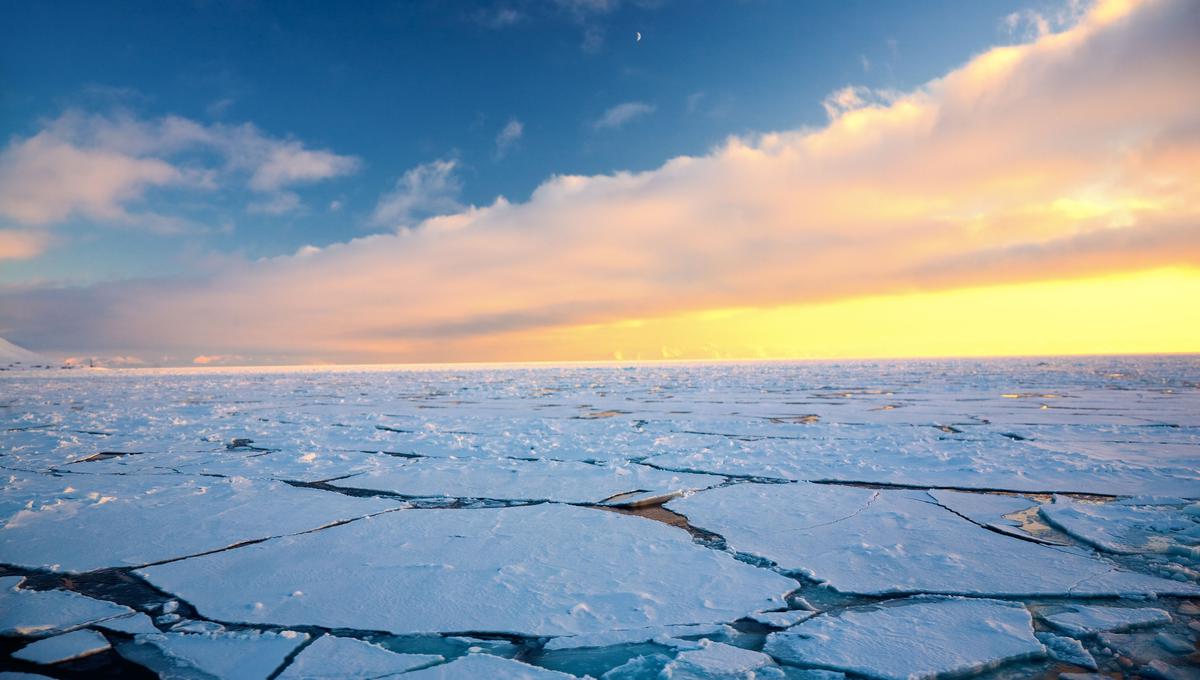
328 457 716 504
277 635 443 678
669 482 1200 597
1040 605 1173 636
12 629 111 664
925 489 1045 542
399 653 581 679
0 472 399 572
1035 632 1097 670
138 505 795 636
131 631 308 680
763 597 1045 680
0 337 50 366
660 639 776 679
0 575 134 637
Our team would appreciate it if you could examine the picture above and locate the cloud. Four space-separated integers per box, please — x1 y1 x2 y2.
370 159 464 228
494 119 524 160
0 111 358 230
593 101 656 130
1 0 1197 362
247 191 303 215
0 229 50 260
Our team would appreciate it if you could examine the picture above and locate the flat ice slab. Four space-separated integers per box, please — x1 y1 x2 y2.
0 473 398 572
277 635 443 678
399 653 580 679
0 576 133 637
668 483 1199 597
661 639 775 679
764 597 1045 680
1039 605 1172 636
12 629 111 664
1039 496 1200 556
543 623 732 651
131 631 308 680
138 505 795 636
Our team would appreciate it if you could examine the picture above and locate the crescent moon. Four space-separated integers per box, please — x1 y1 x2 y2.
636 32 642 42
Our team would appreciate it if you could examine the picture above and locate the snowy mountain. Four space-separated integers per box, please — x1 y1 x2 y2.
0 337 52 366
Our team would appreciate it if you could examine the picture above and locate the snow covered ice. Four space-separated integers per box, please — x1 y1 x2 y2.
2 356 1199 678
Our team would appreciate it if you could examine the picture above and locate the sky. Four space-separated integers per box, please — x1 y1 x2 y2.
0 0 1197 365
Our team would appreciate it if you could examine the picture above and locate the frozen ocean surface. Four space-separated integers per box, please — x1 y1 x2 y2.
1 356 1199 678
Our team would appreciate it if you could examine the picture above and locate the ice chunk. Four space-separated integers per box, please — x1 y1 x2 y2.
1040 605 1172 636
139 505 794 636
669 483 1200 597
328 458 715 504
661 639 774 679
0 576 134 637
764 597 1044 680
600 653 672 679
277 635 443 678
1040 496 1200 556
12 629 111 664
400 653 580 678
1035 632 1097 670
544 624 733 651
132 630 308 680
747 610 815 628
94 612 159 635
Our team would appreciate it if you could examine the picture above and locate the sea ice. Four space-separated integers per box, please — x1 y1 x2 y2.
543 624 733 651
399 653 580 679
130 630 308 680
94 612 159 635
0 473 399 572
660 639 776 679
763 597 1044 680
1035 632 1097 670
747 610 815 628
277 635 443 678
138 505 795 636
1040 605 1172 636
669 482 1200 597
1039 496 1200 556
0 576 133 637
924 489 1044 541
11 629 111 664
326 457 716 504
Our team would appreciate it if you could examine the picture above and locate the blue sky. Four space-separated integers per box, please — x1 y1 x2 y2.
1 0 1060 286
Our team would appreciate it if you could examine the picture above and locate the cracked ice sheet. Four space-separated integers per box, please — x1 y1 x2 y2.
1039 496 1200 556
0 472 398 572
0 576 133 637
327 458 719 504
668 483 1200 597
137 505 795 637
1039 605 1172 636
644 428 1200 496
12 629 111 664
764 597 1044 680
277 635 443 679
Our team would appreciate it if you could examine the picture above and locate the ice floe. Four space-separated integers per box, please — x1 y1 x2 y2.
1040 605 1172 636
660 639 777 679
11 629 111 664
0 473 399 572
399 653 580 679
1040 496 1200 559
669 482 1200 597
277 635 443 678
764 597 1044 680
138 505 795 636
1035 632 1097 670
125 630 308 680
0 575 133 637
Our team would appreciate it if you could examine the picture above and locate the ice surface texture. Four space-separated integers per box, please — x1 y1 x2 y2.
138 504 795 636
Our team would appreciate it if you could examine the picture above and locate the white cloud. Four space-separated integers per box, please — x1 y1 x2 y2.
593 101 656 130
371 159 464 228
0 111 359 229
0 229 50 260
494 119 524 159
247 191 303 215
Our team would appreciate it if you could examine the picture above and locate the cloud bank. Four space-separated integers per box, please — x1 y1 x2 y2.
2 0 1197 362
